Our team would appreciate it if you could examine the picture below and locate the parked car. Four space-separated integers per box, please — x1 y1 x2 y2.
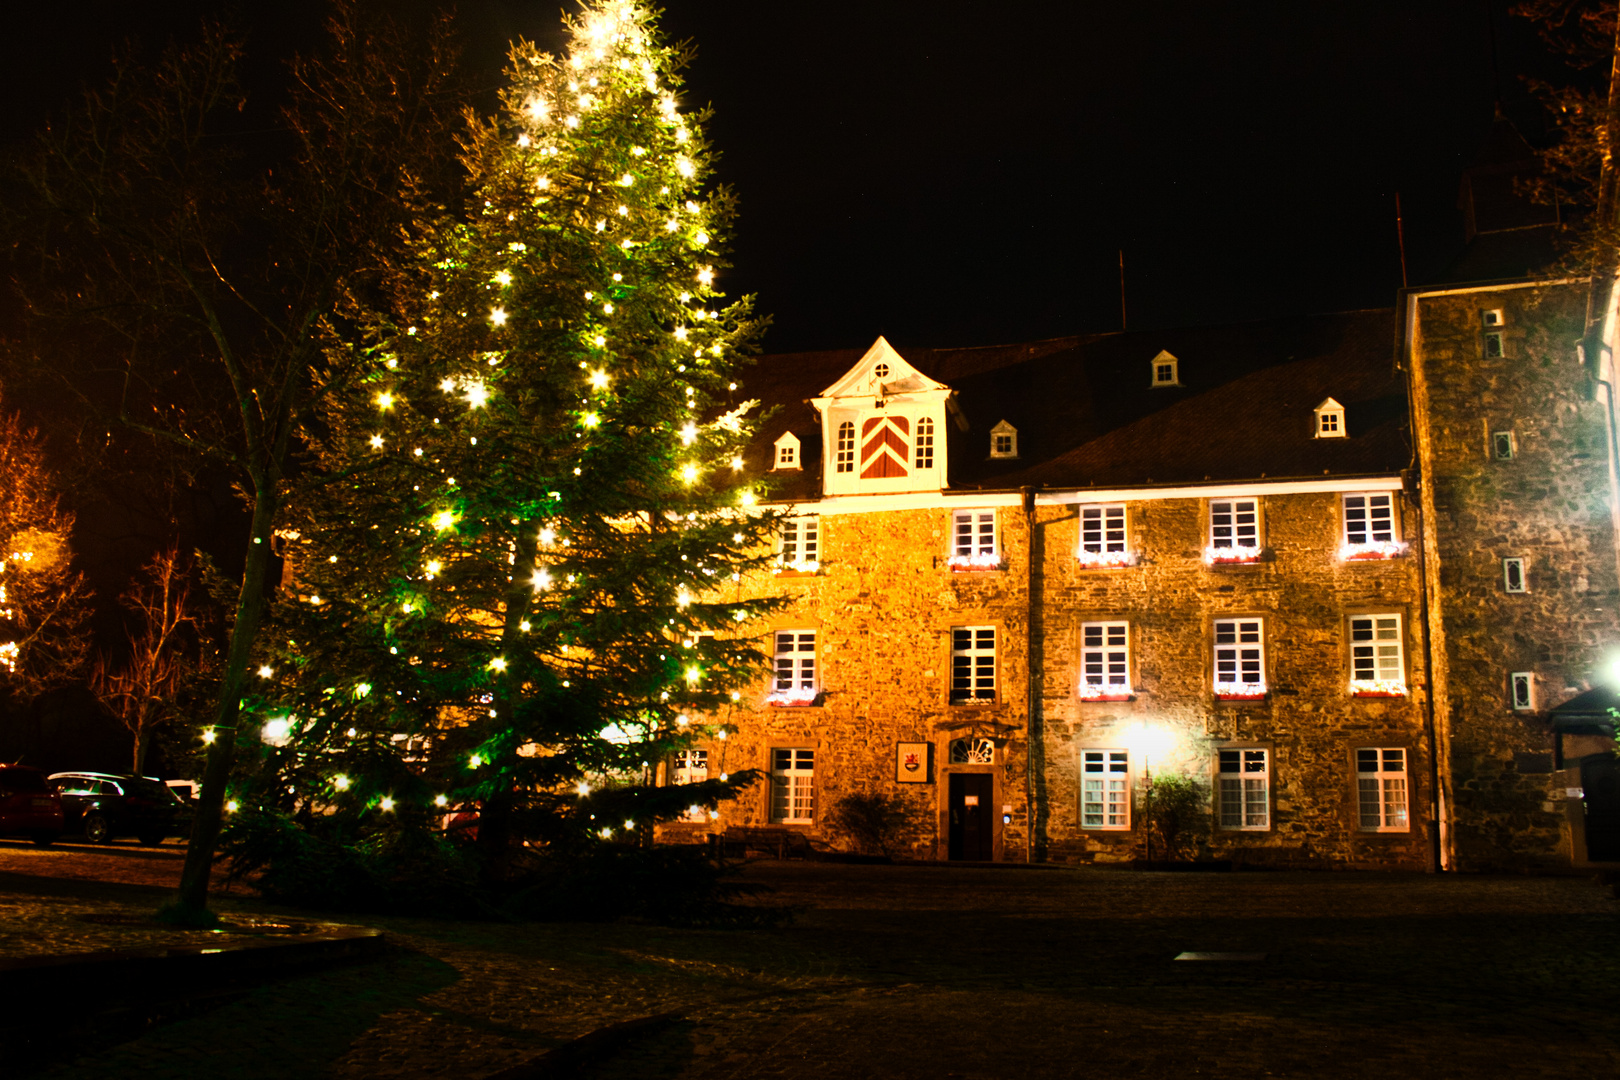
0 765 64 846
49 772 191 845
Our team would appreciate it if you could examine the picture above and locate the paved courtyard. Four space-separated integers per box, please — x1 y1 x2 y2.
3 839 1617 1079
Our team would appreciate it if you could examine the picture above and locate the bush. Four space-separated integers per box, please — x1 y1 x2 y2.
827 790 920 857
1140 773 1209 862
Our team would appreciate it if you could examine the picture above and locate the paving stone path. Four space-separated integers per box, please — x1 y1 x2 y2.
4 844 1617 1079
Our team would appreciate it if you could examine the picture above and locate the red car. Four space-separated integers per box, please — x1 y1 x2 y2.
0 765 64 846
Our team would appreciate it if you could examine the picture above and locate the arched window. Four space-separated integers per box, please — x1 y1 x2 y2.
915 416 935 469
835 420 855 473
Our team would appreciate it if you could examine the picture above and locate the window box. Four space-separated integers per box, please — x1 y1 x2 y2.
1213 682 1267 701
765 688 821 707
1075 549 1136 569
1204 544 1264 565
1349 679 1406 698
1340 541 1407 561
1078 686 1134 702
774 559 821 577
947 552 1004 571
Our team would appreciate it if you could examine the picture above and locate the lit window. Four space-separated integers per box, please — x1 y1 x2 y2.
1510 671 1535 711
1342 493 1404 559
949 509 999 569
989 420 1018 458
1217 748 1269 830
1150 349 1179 387
1349 614 1405 696
1213 618 1265 699
914 416 935 469
835 420 855 473
1206 499 1261 563
769 630 817 705
1314 397 1346 439
1081 750 1130 829
1079 621 1130 700
949 737 995 764
1503 557 1527 593
1356 748 1409 832
778 517 819 572
770 748 814 823
773 431 800 470
672 749 709 822
1077 504 1131 567
950 626 996 704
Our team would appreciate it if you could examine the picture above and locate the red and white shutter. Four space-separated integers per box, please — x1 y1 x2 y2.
860 415 910 479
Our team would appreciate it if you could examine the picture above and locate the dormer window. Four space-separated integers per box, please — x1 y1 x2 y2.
773 431 801 471
990 420 1018 459
1150 350 1180 387
1314 397 1346 439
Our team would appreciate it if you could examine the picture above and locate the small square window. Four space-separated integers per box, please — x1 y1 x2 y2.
1482 308 1504 327
989 420 1018 459
1510 671 1535 711
1492 431 1516 460
1503 557 1527 594
1081 750 1131 829
1217 748 1269 830
1356 748 1409 832
1150 350 1180 387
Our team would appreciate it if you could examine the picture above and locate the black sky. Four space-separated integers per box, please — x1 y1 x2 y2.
0 2 1575 353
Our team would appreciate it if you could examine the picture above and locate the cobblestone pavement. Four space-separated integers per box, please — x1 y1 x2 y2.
9 854 1619 1079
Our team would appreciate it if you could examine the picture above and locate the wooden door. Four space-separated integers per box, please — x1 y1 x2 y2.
1581 755 1620 862
948 773 994 861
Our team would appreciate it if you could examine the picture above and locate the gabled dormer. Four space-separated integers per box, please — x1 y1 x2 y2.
1150 349 1181 387
773 431 802 470
989 420 1018 458
1314 397 1346 438
810 337 953 497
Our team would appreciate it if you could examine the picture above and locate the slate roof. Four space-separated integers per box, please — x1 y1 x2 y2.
731 308 1407 503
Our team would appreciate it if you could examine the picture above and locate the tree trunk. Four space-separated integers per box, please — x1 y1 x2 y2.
166 486 278 922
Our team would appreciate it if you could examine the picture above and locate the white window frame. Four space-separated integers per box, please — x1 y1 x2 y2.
1150 350 1180 387
773 431 801 471
1482 308 1504 327
1348 614 1405 696
1081 749 1131 830
1213 618 1266 699
834 420 855 473
1079 621 1131 700
1205 498 1261 563
770 747 815 824
1503 557 1528 593
950 625 997 704
769 630 817 705
777 517 819 573
1217 748 1270 830
1356 747 1409 832
1485 330 1505 358
1076 504 1132 568
1492 430 1516 460
1341 493 1405 559
914 416 935 470
1511 671 1535 711
672 748 710 822
989 420 1018 459
949 509 1000 569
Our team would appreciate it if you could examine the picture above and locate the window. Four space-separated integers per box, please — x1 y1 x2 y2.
770 630 817 705
1485 331 1505 358
1150 349 1180 387
990 420 1018 458
835 420 855 473
1349 615 1404 695
949 509 999 569
873 361 890 379
777 517 819 572
1217 748 1269 830
770 748 814 823
1342 493 1403 558
1077 504 1131 567
1503 557 1527 593
1213 618 1265 699
914 416 935 469
1482 308 1503 327
1356 748 1409 832
949 737 995 764
1079 621 1130 700
950 626 996 703
1081 750 1131 829
672 749 710 822
1511 671 1535 711
1492 431 1516 461
1206 499 1260 562
773 433 799 470
1314 397 1346 439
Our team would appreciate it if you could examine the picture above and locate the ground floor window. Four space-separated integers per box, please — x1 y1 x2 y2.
1081 749 1130 829
1356 748 1409 831
672 749 709 823
1217 748 1269 830
770 748 815 823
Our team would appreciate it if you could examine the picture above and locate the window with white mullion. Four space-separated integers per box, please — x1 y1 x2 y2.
950 509 999 568
1081 750 1130 829
834 421 855 473
778 517 819 571
1207 499 1260 561
1217 748 1270 830
950 626 997 703
1343 494 1394 544
672 749 710 822
1349 614 1404 695
1213 618 1265 698
770 630 817 704
1079 621 1130 699
1356 748 1409 831
1077 504 1131 566
914 416 935 469
770 748 815 823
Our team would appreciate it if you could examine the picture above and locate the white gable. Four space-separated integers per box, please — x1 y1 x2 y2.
816 336 949 400
1314 397 1347 439
773 431 802 470
811 337 955 498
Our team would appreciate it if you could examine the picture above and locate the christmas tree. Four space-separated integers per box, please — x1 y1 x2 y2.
232 0 781 899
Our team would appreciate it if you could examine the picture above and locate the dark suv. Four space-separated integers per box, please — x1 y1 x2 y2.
49 772 190 845
0 766 64 846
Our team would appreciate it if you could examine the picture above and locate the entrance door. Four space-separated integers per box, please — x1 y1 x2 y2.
948 773 994 861
1581 755 1620 862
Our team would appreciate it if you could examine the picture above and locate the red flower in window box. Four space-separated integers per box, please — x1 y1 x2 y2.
1078 685 1133 702
1214 682 1267 701
1350 680 1406 698
766 689 820 707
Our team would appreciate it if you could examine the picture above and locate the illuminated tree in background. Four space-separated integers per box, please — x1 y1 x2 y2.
250 0 778 886
0 401 91 703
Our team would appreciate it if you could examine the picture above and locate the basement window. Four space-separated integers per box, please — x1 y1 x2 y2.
1492 431 1517 461
1503 557 1528 594
1510 671 1535 712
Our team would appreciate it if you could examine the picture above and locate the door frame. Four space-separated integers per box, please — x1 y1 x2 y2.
940 766 998 861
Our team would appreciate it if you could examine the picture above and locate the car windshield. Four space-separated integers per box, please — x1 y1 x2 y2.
0 769 50 793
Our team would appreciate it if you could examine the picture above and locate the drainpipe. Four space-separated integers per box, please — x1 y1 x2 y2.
1022 485 1038 864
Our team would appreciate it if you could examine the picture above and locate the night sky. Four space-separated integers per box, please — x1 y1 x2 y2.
0 2 1578 354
